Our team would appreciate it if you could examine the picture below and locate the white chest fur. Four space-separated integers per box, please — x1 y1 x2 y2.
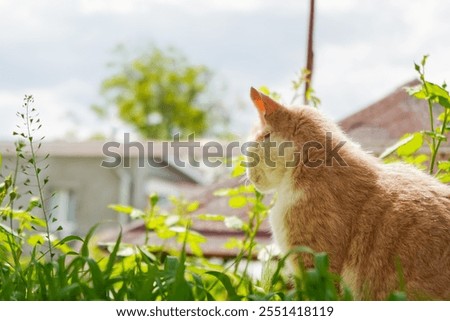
268 182 304 255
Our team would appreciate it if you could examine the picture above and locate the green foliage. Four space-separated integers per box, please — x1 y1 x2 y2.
258 86 282 101
396 132 423 157
1 96 56 263
93 46 227 139
291 68 321 108
258 68 321 108
381 55 450 180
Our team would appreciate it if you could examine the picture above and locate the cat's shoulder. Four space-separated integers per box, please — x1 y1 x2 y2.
380 162 450 197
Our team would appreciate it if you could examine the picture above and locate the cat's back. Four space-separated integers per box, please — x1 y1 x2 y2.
381 162 450 215
380 163 450 250
353 162 450 299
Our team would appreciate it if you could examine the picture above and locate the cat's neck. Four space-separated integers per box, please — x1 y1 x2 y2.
296 141 379 196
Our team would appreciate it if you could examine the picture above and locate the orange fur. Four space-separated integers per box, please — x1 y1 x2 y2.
247 88 450 300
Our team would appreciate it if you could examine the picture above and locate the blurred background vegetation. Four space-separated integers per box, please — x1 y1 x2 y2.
92 46 230 139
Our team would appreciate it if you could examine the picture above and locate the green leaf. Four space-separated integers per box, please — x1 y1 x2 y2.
224 237 242 250
196 214 225 221
423 131 447 141
81 224 100 257
231 161 246 177
186 201 199 212
166 253 194 301
258 86 271 96
380 136 414 159
314 252 330 274
438 96 450 109
379 133 415 159
206 271 242 301
396 132 423 157
257 85 282 100
86 258 106 298
414 63 421 73
409 80 450 106
437 172 450 183
191 273 215 301
165 256 179 272
149 193 159 207
405 85 427 99
108 204 134 214
438 161 450 172
421 55 429 67
156 226 176 239
411 154 428 165
27 234 45 246
105 231 122 276
388 291 408 301
9 190 17 201
186 233 205 257
425 81 450 100
228 195 247 208
28 196 40 208
55 234 84 246
214 184 255 197
0 222 21 238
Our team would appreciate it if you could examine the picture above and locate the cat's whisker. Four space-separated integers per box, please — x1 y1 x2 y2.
239 175 249 184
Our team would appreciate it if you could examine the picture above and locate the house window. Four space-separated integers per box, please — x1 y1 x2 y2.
49 189 77 235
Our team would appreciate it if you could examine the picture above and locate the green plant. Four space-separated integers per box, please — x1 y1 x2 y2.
380 55 450 182
258 68 321 108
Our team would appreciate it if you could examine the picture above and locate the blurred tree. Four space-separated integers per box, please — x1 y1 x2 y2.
93 46 227 139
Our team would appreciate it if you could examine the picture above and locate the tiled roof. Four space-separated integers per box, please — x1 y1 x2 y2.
338 79 430 150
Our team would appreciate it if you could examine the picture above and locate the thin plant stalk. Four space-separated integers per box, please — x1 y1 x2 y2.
24 96 54 259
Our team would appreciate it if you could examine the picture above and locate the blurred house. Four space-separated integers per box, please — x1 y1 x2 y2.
340 80 433 151
0 140 209 235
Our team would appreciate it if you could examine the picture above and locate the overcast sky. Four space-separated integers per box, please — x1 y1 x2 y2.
1 0 449 141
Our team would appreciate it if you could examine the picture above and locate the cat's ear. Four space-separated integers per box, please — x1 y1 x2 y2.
250 87 280 122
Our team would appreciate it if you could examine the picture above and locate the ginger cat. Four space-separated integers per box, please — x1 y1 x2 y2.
246 87 450 300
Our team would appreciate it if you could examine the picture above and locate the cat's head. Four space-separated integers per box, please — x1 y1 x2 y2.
245 87 341 193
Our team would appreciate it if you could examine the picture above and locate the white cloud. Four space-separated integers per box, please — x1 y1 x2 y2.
79 0 142 15
77 0 305 15
1 0 449 140
0 79 97 141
